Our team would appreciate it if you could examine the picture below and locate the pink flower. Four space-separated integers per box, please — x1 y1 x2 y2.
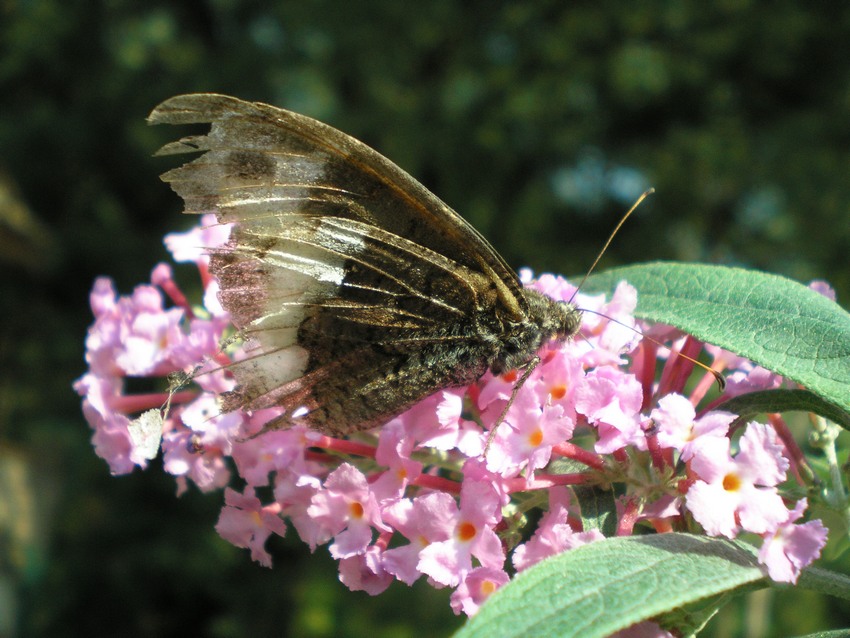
416 481 505 587
114 287 187 375
81 399 136 475
74 371 122 424
215 487 287 567
338 545 393 595
162 428 231 493
685 422 790 537
723 365 787 398
179 393 244 454
650 393 735 461
573 281 641 366
81 279 173 376
397 389 483 456
477 369 521 411
450 567 510 616
520 270 576 299
273 469 324 549
371 420 423 503
513 499 605 571
231 425 309 487
164 213 231 265
76 247 232 480
381 492 458 585
75 372 165 473
575 367 644 453
759 499 828 583
704 343 756 373
529 351 583 411
307 463 389 559
89 276 118 317
808 280 836 301
485 392 574 478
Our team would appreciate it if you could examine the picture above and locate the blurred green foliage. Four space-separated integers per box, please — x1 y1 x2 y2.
2 1 850 636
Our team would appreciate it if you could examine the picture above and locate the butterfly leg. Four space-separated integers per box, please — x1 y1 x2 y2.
484 354 541 454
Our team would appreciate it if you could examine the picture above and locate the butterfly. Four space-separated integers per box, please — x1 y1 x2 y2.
149 94 581 438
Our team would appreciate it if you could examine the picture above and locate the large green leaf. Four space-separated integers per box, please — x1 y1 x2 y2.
454 534 765 638
718 389 850 431
582 262 850 415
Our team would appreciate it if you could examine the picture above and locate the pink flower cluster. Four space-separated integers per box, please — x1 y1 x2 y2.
74 216 828 616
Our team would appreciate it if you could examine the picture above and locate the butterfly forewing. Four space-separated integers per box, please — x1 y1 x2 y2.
149 93 579 436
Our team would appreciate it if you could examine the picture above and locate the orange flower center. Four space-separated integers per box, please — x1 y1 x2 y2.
722 474 741 492
457 521 477 541
502 370 518 383
550 384 567 400
349 501 365 519
528 428 544 447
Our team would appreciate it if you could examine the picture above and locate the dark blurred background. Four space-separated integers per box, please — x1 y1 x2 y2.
2 1 850 637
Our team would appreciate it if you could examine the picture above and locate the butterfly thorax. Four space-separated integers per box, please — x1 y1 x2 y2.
487 289 581 374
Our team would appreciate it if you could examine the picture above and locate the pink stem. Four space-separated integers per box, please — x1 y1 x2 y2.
552 441 605 470
113 390 197 413
617 498 640 536
768 414 807 485
504 472 594 493
310 435 377 458
411 474 462 494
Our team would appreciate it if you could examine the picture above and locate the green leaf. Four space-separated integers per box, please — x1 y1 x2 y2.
717 389 850 431
582 262 850 415
572 485 617 538
798 566 850 602
654 591 727 638
454 534 765 638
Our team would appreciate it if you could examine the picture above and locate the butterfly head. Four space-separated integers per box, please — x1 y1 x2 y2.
490 289 581 374
523 288 582 342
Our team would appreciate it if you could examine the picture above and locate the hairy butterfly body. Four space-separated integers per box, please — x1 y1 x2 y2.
149 94 581 437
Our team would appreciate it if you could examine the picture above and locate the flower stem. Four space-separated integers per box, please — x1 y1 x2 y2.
114 390 197 413
552 441 605 470
809 414 849 527
411 474 461 494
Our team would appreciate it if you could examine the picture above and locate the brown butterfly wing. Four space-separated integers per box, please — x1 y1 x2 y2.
149 93 528 435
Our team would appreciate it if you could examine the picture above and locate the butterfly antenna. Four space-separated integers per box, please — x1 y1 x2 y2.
568 188 654 305
565 189 724 392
